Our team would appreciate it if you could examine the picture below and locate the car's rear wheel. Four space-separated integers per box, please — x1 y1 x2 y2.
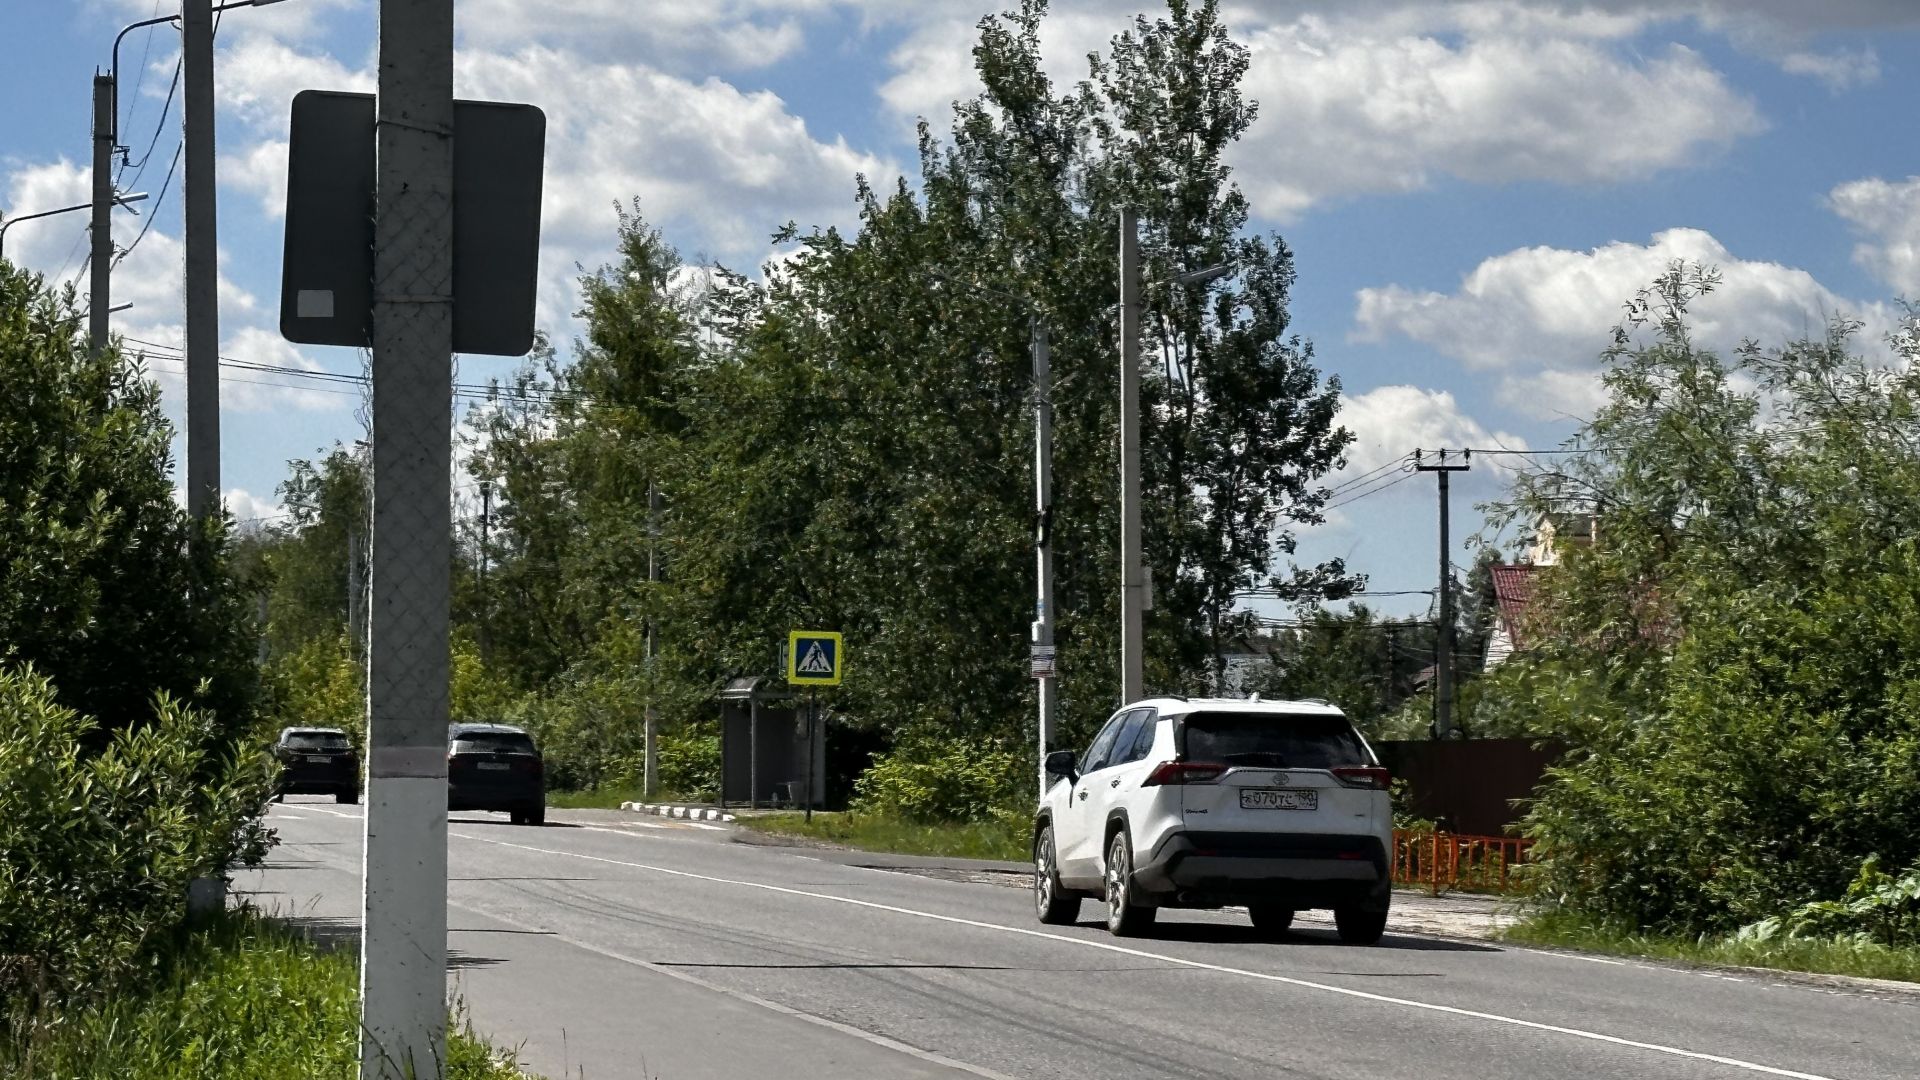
336 788 359 805
1248 904 1294 936
517 804 545 827
1033 825 1081 925
1104 831 1155 937
1334 906 1389 945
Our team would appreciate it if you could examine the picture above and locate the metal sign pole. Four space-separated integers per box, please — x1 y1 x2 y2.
806 686 816 824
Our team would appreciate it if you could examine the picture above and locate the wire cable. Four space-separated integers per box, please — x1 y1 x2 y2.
1324 467 1417 511
122 56 182 180
114 140 181 268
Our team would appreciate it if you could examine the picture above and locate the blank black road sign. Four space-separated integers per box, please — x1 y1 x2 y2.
280 90 545 357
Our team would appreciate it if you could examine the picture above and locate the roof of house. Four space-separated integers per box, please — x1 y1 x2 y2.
1490 564 1544 649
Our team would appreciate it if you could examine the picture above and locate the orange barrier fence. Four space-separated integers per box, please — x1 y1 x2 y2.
1391 830 1533 895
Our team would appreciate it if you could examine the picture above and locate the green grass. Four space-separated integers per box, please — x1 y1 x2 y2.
543 786 700 809
4 912 527 1079
543 786 648 810
737 810 1030 862
1504 909 1920 985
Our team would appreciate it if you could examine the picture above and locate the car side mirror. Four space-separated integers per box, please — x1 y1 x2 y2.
1045 750 1079 783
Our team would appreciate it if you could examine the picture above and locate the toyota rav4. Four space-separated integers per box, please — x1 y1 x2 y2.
1033 696 1392 943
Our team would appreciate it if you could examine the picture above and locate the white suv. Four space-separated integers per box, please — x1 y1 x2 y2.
1033 696 1393 943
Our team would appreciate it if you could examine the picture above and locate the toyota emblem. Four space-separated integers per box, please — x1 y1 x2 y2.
1269 772 1290 786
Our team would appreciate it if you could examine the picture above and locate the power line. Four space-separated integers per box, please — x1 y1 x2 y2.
122 56 183 180
1324 468 1417 511
115 0 169 178
1323 453 1412 499
114 140 181 268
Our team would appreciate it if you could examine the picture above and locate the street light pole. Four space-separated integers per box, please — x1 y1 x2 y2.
89 74 115 355
182 0 220 522
0 193 145 263
1118 208 1145 706
1030 319 1056 802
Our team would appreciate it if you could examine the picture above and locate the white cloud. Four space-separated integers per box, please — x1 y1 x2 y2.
1779 47 1880 90
217 38 372 130
1828 175 1920 297
1352 227 1890 377
221 139 289 219
1336 384 1528 478
455 0 810 71
1232 23 1761 221
225 486 287 523
1319 384 1527 526
454 46 895 333
875 4 1764 222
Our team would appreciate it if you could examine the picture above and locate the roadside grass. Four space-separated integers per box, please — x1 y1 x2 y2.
544 786 707 810
736 810 1030 862
5 911 526 1079
544 786 652 810
1504 909 1920 985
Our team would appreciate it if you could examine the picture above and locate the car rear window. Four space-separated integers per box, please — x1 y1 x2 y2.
1178 711 1368 769
451 731 537 755
284 732 351 751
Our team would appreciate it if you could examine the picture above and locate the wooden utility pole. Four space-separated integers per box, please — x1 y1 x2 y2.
1414 449 1471 739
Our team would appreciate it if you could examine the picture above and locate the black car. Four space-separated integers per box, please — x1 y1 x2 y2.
447 723 546 825
273 727 360 803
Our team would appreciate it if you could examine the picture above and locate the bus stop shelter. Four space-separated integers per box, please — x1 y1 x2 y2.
717 676 823 809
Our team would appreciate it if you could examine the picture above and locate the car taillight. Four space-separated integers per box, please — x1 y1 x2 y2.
1143 761 1228 786
1332 766 1391 790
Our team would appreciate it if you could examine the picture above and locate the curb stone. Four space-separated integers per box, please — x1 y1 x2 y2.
619 801 736 823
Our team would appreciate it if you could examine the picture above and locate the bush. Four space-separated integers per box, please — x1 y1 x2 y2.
0 262 260 747
656 723 719 800
852 735 1026 823
0 668 274 1025
1738 855 1920 949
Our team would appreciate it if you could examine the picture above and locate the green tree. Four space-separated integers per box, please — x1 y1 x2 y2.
0 260 258 740
1487 264 1920 934
464 0 1355 797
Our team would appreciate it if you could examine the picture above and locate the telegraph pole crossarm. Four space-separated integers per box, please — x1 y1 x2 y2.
1413 449 1472 740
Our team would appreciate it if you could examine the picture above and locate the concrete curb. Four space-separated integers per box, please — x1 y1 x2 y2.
619 801 736 823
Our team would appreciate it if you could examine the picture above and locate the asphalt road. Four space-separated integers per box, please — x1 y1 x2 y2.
239 799 1920 1080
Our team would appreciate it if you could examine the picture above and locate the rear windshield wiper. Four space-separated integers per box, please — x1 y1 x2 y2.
1218 751 1290 766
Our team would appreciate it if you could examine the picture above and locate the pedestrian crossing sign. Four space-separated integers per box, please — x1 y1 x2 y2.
787 630 844 686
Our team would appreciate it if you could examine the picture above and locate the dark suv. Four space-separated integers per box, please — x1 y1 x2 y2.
273 727 360 803
447 723 546 825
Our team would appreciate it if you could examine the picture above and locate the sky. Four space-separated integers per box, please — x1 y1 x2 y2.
4 0 1919 621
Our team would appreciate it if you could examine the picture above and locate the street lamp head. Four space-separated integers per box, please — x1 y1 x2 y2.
1172 261 1235 288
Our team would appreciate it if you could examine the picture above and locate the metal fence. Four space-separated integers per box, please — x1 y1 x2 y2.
1391 829 1534 895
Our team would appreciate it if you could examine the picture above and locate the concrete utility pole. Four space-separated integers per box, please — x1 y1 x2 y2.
643 479 661 798
89 74 113 354
1030 320 1056 802
1415 449 1471 739
358 0 454 1075
1118 208 1146 706
346 524 366 660
182 0 220 521
477 480 492 667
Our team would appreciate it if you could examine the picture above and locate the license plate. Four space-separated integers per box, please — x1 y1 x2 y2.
1239 788 1318 811
477 762 510 771
306 756 330 764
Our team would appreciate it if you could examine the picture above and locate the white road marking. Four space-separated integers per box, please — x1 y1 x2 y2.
444 899 1017 1080
458 833 1842 1080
